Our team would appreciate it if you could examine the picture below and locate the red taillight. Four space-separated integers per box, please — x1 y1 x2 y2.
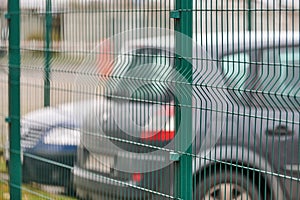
141 130 175 141
132 173 143 182
165 104 175 116
97 39 113 77
141 104 175 142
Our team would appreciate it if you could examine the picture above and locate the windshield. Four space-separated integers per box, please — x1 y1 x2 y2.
256 46 300 109
105 48 174 102
221 46 299 109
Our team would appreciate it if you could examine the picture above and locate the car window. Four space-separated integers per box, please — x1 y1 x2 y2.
260 47 299 95
109 48 173 102
222 53 250 90
127 48 170 69
258 46 299 108
221 53 250 103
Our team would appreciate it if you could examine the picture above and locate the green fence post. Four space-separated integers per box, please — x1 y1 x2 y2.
7 0 21 198
44 0 52 106
174 0 193 199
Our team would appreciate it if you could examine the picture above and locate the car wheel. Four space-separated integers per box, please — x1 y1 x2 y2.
195 170 261 200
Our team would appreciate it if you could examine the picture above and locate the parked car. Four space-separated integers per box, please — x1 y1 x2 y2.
73 31 299 200
4 100 93 195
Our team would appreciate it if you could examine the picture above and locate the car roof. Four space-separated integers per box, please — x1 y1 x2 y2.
123 31 300 58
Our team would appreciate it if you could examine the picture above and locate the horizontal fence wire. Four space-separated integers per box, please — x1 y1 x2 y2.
0 0 299 199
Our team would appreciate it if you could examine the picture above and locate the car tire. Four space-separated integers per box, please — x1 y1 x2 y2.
195 169 262 200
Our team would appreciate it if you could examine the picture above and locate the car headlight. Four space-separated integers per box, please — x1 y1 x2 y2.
43 127 80 146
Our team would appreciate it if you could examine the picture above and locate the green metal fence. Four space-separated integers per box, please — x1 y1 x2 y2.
0 0 300 199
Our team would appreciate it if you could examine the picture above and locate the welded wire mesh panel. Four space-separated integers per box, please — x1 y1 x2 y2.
4 0 300 199
72 1 178 199
9 0 83 198
10 0 177 199
193 1 300 200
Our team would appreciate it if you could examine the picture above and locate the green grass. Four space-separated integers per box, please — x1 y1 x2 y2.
0 182 76 200
0 156 76 200
0 182 10 200
0 153 7 173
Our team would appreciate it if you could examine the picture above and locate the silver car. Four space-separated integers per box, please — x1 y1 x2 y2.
73 32 300 200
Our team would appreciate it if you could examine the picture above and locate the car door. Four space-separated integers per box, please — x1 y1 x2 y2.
220 45 300 199
255 45 300 199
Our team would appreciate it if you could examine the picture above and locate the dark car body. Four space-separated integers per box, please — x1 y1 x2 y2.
73 32 300 199
5 100 92 194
